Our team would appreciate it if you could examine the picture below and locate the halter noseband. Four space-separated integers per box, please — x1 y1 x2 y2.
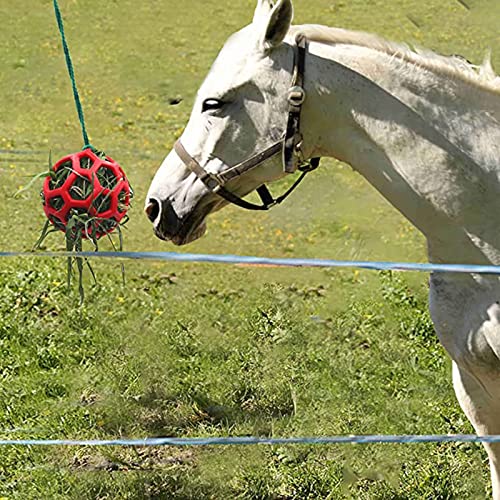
174 34 320 211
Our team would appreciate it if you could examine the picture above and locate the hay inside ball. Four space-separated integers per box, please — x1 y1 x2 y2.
42 149 132 240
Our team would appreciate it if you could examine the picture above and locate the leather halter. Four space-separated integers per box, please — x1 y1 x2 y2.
174 34 320 211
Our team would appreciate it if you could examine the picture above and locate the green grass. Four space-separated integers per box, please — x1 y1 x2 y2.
0 0 498 498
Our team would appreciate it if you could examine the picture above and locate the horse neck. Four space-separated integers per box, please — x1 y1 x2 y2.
302 41 500 265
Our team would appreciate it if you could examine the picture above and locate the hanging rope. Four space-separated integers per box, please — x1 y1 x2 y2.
53 0 94 151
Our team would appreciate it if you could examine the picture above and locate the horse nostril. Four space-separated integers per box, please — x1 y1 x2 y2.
145 198 160 223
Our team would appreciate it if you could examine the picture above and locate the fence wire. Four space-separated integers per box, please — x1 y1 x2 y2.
1 250 500 275
1 435 500 447
1 249 498 447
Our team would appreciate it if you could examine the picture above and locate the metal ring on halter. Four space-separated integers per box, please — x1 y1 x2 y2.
203 175 222 192
288 85 306 107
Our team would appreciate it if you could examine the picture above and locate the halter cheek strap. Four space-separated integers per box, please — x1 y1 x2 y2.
173 34 321 212
284 33 308 173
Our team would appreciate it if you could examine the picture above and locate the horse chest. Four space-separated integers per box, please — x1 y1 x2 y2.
429 274 500 375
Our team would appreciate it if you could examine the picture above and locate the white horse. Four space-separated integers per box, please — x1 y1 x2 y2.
146 0 500 495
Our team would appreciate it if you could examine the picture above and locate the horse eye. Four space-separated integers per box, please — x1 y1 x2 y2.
202 98 224 113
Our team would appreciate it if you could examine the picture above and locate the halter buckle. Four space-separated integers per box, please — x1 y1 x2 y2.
288 86 306 107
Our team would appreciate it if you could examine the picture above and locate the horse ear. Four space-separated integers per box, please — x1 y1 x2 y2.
254 0 293 49
253 0 274 23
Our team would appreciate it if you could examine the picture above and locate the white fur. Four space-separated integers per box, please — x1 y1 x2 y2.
146 2 500 494
289 24 500 93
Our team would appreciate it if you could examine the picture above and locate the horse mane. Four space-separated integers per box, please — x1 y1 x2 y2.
289 24 500 94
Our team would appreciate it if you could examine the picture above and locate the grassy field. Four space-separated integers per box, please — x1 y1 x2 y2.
0 0 499 498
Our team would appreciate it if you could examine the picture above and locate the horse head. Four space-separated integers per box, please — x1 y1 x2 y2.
145 0 305 245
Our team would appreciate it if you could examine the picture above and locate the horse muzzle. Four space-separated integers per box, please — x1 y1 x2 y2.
145 197 208 245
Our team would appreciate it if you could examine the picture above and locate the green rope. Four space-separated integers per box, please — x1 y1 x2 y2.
53 0 95 151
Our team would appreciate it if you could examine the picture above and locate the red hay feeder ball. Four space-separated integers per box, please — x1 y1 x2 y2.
42 149 132 240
